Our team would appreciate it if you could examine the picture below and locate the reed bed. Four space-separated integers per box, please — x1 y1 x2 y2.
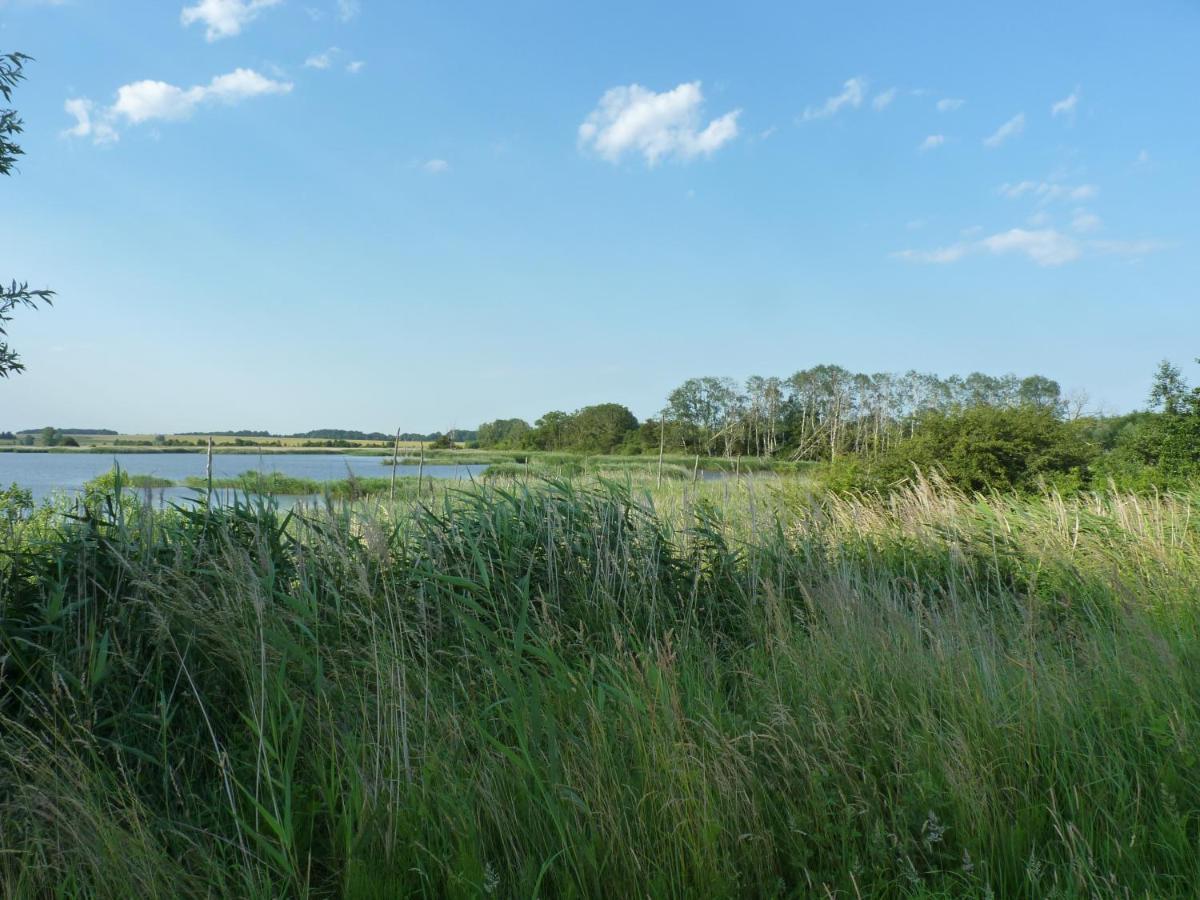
1 476 1198 897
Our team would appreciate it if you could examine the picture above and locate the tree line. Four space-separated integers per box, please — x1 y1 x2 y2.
476 366 1070 460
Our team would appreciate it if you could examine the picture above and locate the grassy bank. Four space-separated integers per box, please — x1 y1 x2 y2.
384 449 806 474
2 478 1199 897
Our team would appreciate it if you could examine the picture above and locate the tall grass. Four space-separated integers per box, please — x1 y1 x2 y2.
1 477 1198 897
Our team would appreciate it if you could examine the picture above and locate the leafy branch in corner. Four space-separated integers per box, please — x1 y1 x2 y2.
1 52 54 378
1 282 54 377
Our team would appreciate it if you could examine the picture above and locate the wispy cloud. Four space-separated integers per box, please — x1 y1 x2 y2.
336 0 360 21
305 47 339 69
897 227 1170 267
918 134 944 152
983 112 1025 148
62 98 118 144
345 60 365 74
802 76 867 121
895 227 1081 267
998 180 1097 203
1051 89 1079 118
936 97 964 112
579 81 740 165
1071 210 1102 233
181 0 282 41
64 68 292 143
1091 239 1172 259
422 158 449 175
872 87 897 111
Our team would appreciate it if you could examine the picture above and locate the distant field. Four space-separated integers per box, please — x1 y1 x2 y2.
0 433 425 454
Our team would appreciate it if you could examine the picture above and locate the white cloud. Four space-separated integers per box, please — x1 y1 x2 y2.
305 47 339 69
337 0 360 21
983 112 1025 148
802 76 867 120
181 0 282 41
64 68 292 143
1051 89 1079 118
918 134 944 151
892 244 970 264
1136 149 1150 166
872 87 897 111
981 228 1080 265
936 97 964 112
895 227 1081 267
1071 210 1102 233
345 60 365 74
422 158 449 174
61 98 118 144
1091 239 1170 259
578 81 740 165
998 180 1096 203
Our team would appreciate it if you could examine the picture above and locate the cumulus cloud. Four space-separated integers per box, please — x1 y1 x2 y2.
983 112 1025 148
1051 89 1079 118
345 60 365 74
578 81 740 165
422 158 449 174
802 76 867 120
895 227 1081 267
872 87 897 111
64 68 292 143
918 134 944 151
936 97 964 112
181 0 282 41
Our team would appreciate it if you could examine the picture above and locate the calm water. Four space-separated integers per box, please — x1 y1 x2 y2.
0 452 488 503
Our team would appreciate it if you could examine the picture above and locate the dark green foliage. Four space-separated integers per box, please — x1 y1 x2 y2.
1094 358 1200 490
476 417 532 448
846 405 1095 493
517 404 640 453
1 53 53 378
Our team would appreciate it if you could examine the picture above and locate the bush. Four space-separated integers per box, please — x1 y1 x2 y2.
849 406 1095 493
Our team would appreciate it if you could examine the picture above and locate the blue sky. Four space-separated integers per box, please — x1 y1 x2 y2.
1 0 1197 433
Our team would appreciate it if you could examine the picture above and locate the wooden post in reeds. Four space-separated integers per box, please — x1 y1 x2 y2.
389 426 401 503
657 414 666 489
205 436 214 500
692 453 700 485
417 442 426 496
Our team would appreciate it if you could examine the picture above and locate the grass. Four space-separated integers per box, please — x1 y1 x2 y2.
84 468 176 491
1 475 1199 897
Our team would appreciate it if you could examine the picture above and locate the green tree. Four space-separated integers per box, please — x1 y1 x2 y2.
476 418 531 448
1 53 53 378
854 406 1094 494
569 403 638 453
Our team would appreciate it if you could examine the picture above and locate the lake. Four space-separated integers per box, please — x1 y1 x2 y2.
0 452 489 503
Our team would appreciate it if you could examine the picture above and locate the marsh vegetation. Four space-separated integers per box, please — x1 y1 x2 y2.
2 472 1199 897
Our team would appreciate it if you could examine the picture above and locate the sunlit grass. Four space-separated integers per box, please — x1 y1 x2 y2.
2 476 1198 897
